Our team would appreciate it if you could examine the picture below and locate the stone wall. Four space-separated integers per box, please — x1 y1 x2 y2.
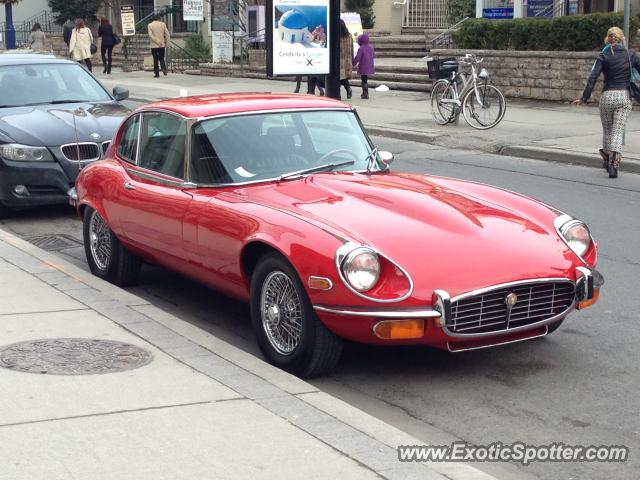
430 49 604 102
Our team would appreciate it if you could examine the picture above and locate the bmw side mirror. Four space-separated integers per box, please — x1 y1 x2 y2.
379 151 394 165
113 86 129 101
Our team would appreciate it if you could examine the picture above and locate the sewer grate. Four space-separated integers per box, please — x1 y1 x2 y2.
0 338 153 375
24 234 83 251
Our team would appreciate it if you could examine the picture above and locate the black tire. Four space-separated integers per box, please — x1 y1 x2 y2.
546 319 564 335
250 252 344 377
430 80 456 125
83 206 141 286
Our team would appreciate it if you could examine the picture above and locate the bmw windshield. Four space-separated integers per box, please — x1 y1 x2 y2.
0 63 112 107
189 110 383 184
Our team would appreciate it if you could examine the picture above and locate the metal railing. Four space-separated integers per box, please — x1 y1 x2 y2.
430 16 470 49
167 40 207 72
238 27 266 74
403 0 449 29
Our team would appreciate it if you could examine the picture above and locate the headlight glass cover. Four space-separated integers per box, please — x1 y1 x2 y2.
560 220 592 258
0 144 54 162
342 248 381 292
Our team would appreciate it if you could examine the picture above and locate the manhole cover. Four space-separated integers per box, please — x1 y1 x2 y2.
24 234 83 252
0 338 153 375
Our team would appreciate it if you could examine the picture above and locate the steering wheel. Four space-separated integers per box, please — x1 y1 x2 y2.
315 148 360 165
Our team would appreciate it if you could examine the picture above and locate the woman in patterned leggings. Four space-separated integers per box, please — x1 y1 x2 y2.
573 27 640 178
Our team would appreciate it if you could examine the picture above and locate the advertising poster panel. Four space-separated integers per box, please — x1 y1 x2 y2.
183 0 204 21
269 0 330 75
120 5 136 36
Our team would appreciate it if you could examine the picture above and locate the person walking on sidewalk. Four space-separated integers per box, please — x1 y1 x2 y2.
573 26 640 178
353 33 375 99
339 20 353 99
98 17 115 74
148 16 170 77
69 19 94 72
28 23 46 52
63 18 74 48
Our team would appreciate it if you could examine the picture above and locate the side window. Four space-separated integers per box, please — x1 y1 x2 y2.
117 115 140 164
138 112 187 179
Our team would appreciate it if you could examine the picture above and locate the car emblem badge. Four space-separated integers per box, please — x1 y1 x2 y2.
504 292 518 328
90 133 100 140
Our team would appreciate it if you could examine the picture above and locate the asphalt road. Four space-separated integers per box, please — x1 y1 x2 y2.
2 137 638 480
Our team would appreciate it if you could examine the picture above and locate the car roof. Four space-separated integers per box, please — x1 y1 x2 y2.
137 93 353 118
0 53 76 66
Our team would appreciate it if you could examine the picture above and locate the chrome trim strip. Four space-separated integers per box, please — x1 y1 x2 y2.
433 290 451 327
334 242 414 303
442 278 576 338
314 305 441 318
194 107 353 123
447 326 549 352
123 167 188 188
60 142 100 162
450 277 574 303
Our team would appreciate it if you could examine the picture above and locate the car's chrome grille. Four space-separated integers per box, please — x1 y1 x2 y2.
448 281 576 334
61 143 100 161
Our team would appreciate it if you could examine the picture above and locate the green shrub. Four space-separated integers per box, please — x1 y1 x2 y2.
448 0 476 25
345 0 376 29
452 12 639 51
183 33 211 62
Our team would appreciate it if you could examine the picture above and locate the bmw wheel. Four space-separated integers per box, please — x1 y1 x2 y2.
250 252 344 377
83 206 141 286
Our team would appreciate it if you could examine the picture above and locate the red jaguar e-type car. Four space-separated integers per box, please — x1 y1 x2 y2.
74 93 603 377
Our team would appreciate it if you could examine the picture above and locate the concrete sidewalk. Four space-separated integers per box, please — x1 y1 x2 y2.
0 228 497 480
96 70 640 174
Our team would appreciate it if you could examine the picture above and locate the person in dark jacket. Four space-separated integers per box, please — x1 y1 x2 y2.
353 33 375 99
62 18 74 48
98 17 115 74
574 26 640 178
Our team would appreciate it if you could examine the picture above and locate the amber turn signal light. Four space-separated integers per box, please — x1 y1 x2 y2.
373 319 424 340
308 276 333 291
577 287 600 310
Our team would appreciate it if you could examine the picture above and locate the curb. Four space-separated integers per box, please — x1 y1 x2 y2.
0 228 499 480
499 145 640 174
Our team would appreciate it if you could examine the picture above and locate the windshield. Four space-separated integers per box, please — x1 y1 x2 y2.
189 110 382 184
0 63 112 107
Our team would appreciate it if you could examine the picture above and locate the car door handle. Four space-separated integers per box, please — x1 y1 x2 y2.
123 181 136 190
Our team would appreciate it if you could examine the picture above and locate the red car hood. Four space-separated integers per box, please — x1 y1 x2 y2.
238 172 577 300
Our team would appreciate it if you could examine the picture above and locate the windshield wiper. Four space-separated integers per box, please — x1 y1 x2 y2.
49 99 89 104
278 160 355 181
365 147 379 174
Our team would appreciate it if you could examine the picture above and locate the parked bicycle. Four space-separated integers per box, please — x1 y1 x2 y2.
428 54 506 130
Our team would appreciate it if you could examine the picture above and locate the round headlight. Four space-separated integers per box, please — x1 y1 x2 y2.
342 248 380 292
561 221 592 258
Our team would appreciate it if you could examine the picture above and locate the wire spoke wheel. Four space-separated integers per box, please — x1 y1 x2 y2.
89 210 112 271
462 84 506 130
431 80 457 125
260 271 303 355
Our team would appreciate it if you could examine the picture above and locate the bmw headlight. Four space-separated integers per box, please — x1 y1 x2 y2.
0 144 54 162
556 216 592 258
341 247 380 292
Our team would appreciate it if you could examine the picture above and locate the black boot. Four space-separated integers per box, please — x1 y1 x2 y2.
103 63 107 74
609 152 620 178
599 149 609 170
107 61 112 74
346 83 352 99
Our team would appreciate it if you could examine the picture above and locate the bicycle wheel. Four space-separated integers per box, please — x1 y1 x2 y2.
430 80 457 125
462 83 506 130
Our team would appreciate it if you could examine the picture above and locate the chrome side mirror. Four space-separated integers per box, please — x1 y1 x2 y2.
379 151 394 165
113 86 129 101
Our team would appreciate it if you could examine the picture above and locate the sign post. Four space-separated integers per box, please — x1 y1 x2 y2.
120 5 136 37
183 0 204 22
266 0 331 84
